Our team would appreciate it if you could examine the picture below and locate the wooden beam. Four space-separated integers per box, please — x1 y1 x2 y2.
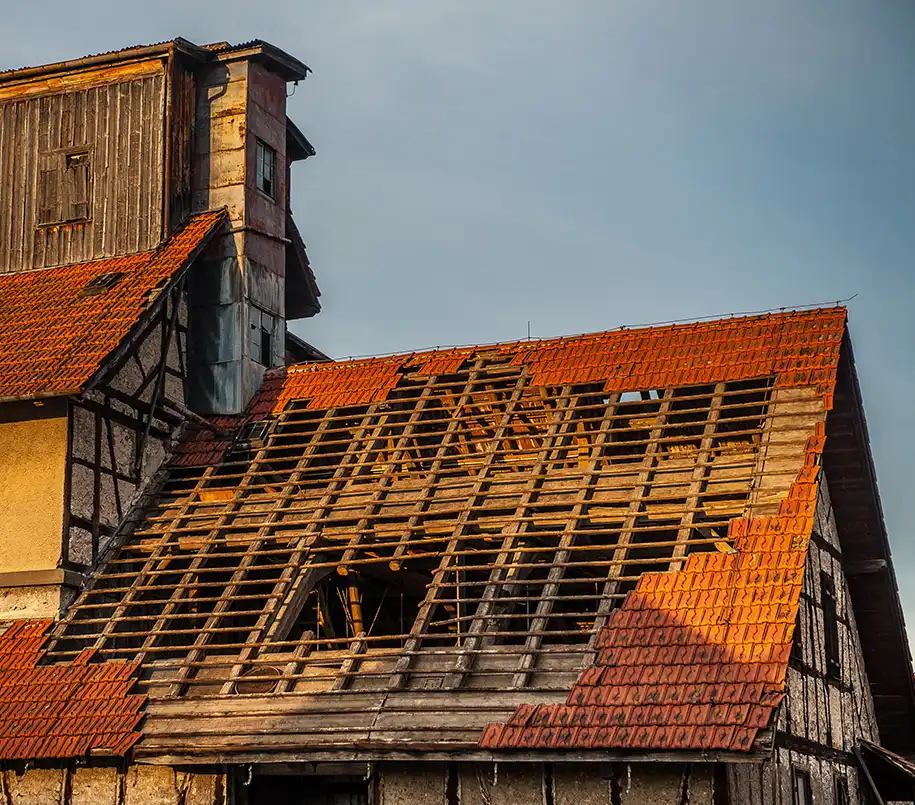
584 390 674 661
443 387 575 688
388 362 533 690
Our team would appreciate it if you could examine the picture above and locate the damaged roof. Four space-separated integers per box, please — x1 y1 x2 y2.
0 210 225 403
29 307 915 762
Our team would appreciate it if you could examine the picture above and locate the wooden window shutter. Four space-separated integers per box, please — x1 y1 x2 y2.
37 152 62 225
821 571 841 681
65 151 91 221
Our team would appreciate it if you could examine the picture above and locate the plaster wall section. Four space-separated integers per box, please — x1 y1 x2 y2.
0 405 67 575
382 762 715 805
0 765 225 805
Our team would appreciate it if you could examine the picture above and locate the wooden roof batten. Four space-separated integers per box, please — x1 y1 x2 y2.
35 307 914 762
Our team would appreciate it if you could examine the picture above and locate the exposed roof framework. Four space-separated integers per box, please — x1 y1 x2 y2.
50 369 780 683
39 308 880 760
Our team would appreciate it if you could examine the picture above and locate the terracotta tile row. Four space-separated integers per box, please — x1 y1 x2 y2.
241 308 845 418
0 621 145 760
0 210 226 402
170 415 245 468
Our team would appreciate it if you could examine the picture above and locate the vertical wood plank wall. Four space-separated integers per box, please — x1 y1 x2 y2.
0 66 166 272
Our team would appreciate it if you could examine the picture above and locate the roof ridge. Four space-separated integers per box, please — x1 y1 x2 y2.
287 304 850 369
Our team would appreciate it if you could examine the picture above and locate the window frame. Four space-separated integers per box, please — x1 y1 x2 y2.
821 570 841 681
833 775 849 805
792 768 812 805
37 147 92 227
249 304 277 367
255 138 277 200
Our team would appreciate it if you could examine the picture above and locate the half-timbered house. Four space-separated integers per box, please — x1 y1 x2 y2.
0 38 914 805
0 38 321 620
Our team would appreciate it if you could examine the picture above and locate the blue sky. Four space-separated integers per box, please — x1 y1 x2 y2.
3 2 915 641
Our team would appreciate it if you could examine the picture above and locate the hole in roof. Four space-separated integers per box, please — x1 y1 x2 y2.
79 271 124 297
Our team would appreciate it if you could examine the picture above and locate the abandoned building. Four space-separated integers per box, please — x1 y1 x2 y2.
0 36 914 805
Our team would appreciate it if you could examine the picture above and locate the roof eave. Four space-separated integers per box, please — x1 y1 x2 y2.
0 38 209 86
82 209 229 396
214 41 309 82
133 745 773 766
287 117 316 162
0 388 80 406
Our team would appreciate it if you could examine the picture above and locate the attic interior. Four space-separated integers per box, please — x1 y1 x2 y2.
44 354 805 700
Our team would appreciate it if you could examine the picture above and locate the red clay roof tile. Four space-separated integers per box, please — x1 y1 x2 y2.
475 311 844 754
254 308 844 417
0 210 225 402
0 620 144 760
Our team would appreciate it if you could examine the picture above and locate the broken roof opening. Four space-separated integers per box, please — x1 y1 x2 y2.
16 306 913 761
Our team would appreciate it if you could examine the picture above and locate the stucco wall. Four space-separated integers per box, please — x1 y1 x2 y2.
0 408 67 572
0 765 224 805
380 762 716 805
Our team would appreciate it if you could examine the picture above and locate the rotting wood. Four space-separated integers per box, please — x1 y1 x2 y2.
46 372 801 702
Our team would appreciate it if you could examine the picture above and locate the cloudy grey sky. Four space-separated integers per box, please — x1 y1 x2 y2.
3 2 915 638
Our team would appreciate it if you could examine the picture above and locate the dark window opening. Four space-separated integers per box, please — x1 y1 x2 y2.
247 774 369 805
834 775 849 805
792 768 812 805
256 139 277 198
260 328 272 367
821 571 841 681
250 305 277 367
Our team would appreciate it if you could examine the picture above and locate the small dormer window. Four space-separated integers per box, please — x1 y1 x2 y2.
79 271 124 297
255 139 277 198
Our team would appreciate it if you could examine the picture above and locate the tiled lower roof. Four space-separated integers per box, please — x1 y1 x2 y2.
0 210 225 402
0 620 144 759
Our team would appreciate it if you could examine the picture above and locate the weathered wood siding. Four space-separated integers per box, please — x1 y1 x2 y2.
167 61 197 231
0 61 166 272
374 762 718 805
